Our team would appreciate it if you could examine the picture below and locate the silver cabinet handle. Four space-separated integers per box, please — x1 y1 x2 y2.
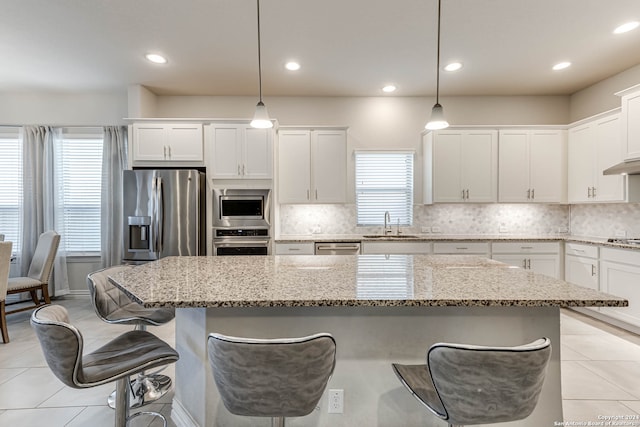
527 189 531 199
587 187 592 198
466 189 470 199
307 189 310 200
591 264 596 276
531 189 535 199
527 259 531 269
456 247 468 250
242 164 246 176
163 145 167 159
316 245 360 251
288 248 300 251
523 258 527 268
592 187 596 198
167 145 171 158
462 189 466 200
238 164 241 175
315 189 318 200
521 246 533 250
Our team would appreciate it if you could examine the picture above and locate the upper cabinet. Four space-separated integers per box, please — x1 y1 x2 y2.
424 129 498 203
568 113 634 203
618 85 640 160
278 129 347 204
131 123 203 165
208 124 273 179
498 129 567 203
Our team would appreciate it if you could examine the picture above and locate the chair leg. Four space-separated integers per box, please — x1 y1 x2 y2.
0 301 8 343
41 284 51 305
29 290 39 304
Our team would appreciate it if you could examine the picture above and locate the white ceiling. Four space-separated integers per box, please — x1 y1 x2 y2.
2 0 640 97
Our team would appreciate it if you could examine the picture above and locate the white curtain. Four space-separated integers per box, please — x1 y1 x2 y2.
100 126 128 267
21 126 69 296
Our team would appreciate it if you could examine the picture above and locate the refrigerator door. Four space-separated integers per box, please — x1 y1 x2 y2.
123 169 204 263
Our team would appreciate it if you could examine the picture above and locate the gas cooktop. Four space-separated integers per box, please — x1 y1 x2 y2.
607 238 640 245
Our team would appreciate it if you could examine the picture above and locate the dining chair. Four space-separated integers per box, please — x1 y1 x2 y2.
6 230 60 314
0 241 13 343
392 337 552 426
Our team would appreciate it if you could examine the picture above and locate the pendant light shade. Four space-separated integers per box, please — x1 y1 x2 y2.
251 0 273 129
425 0 449 130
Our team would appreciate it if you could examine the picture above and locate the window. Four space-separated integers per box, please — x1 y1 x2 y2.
54 129 103 254
355 151 414 226
0 127 22 253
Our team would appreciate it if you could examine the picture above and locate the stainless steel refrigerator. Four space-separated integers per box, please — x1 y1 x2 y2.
122 169 205 264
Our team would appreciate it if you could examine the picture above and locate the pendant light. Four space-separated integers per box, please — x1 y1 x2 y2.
425 0 449 130
250 0 273 129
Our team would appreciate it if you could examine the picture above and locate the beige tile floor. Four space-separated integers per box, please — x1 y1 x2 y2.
1 298 640 426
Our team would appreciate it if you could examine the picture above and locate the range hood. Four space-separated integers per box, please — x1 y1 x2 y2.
603 159 640 175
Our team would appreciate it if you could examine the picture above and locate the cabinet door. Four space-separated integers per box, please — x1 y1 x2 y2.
594 115 625 202
529 255 560 279
433 132 463 202
133 124 167 161
312 130 346 203
278 131 311 203
565 255 598 291
529 130 565 203
165 124 203 161
568 124 595 203
244 127 273 179
622 91 640 160
462 131 497 202
498 131 529 202
600 260 640 327
211 126 242 178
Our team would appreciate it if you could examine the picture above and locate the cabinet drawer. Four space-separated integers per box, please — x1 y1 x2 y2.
492 242 560 254
433 242 489 254
275 243 314 255
601 247 640 265
565 243 598 259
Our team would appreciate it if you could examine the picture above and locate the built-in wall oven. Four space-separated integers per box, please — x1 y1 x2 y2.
212 188 272 256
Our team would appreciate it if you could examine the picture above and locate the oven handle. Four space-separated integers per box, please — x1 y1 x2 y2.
213 240 270 247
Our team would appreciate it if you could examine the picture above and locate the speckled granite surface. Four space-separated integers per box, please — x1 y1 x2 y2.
108 255 626 309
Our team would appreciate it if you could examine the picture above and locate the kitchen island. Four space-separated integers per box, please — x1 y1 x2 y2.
109 255 627 427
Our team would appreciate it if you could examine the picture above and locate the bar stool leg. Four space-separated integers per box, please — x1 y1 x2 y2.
271 416 285 427
115 377 130 427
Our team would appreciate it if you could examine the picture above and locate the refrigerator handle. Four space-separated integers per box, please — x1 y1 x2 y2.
156 176 164 254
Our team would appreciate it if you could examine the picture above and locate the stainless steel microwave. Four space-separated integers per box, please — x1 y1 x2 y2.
212 188 271 228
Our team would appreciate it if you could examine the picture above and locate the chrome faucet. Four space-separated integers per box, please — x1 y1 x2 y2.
384 211 392 234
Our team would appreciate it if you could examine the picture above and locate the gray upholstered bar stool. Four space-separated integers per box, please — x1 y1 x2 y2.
392 337 552 427
87 265 175 408
208 332 337 427
31 305 179 427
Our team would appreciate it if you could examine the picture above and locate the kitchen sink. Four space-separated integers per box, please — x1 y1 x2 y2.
362 234 420 239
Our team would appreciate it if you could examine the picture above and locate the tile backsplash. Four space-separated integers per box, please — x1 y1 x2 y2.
570 203 640 237
279 204 571 236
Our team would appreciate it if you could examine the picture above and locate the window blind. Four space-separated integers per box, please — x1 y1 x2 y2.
0 129 22 252
355 151 414 226
357 255 414 299
55 133 103 254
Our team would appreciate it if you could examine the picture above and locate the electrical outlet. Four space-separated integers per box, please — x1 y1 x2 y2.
499 226 509 233
431 226 442 233
557 227 569 234
328 389 344 414
421 226 430 233
615 230 627 238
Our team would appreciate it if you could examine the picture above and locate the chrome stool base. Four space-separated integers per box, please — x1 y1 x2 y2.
108 373 172 409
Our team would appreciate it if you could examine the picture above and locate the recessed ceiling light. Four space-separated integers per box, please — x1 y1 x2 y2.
614 21 640 34
285 61 301 71
382 85 397 93
145 53 167 64
444 62 462 72
552 62 571 71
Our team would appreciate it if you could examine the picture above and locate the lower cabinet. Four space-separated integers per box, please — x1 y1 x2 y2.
274 242 315 255
600 247 640 327
361 241 431 255
491 242 561 279
564 243 599 291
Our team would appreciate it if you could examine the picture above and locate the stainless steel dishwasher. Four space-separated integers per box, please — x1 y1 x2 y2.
314 242 361 255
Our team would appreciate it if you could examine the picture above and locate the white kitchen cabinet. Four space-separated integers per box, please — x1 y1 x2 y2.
131 123 203 164
498 130 566 203
209 124 273 179
618 85 640 160
565 243 599 295
433 242 490 256
275 242 315 255
567 113 634 203
600 247 640 327
278 129 347 204
425 130 498 203
491 241 561 279
361 241 431 255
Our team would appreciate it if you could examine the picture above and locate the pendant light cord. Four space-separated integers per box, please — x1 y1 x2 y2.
256 0 264 103
435 0 442 105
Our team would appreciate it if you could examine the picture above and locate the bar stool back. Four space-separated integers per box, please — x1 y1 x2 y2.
392 337 551 427
208 332 336 427
31 304 179 427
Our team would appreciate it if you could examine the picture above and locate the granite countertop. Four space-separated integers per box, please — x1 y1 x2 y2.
276 234 640 250
108 255 627 309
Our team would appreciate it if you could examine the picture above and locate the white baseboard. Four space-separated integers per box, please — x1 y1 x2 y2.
171 398 199 427
570 307 640 335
